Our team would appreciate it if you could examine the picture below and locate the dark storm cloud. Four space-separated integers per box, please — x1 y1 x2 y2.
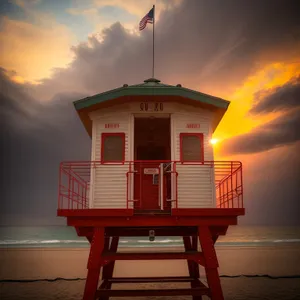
0 68 37 123
34 0 300 100
250 75 300 114
220 108 300 156
0 68 91 225
240 141 300 226
0 68 88 132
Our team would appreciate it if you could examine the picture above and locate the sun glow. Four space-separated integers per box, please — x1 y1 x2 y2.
210 138 219 145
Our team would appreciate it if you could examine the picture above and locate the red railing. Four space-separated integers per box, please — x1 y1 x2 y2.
58 161 243 211
58 162 91 210
213 161 243 208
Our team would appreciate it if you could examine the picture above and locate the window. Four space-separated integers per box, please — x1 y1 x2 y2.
101 133 125 163
180 133 204 162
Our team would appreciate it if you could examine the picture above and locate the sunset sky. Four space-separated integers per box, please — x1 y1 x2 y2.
1 0 300 225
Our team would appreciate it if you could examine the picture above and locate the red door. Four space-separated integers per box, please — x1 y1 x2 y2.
134 163 161 210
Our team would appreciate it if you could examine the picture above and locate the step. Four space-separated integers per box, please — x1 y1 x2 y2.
101 251 203 261
107 276 197 283
96 287 210 297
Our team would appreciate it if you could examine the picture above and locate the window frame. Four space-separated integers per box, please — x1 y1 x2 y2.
101 132 125 164
179 133 204 163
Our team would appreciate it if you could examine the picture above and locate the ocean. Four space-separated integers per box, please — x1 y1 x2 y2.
0 225 300 249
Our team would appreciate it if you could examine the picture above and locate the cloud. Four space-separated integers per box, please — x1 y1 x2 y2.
250 75 300 114
93 0 182 22
0 67 88 134
66 0 183 45
12 0 41 8
27 0 300 102
219 107 300 156
1 67 91 224
0 12 75 83
219 73 300 156
239 141 300 225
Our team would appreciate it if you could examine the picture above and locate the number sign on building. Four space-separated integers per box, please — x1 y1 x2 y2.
186 124 200 129
104 123 120 129
140 102 164 112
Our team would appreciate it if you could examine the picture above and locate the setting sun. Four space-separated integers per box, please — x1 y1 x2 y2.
210 138 219 145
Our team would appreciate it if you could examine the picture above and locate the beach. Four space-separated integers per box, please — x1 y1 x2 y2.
1 245 300 299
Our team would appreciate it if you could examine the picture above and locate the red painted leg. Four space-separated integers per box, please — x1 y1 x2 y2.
183 236 195 276
83 227 104 300
212 235 218 244
191 235 200 278
198 226 224 300
102 236 119 280
86 235 93 244
100 236 119 300
183 236 202 300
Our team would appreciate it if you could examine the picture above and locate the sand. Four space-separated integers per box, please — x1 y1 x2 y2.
1 245 300 279
1 246 300 299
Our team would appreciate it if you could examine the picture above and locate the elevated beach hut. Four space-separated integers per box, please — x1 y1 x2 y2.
58 78 244 299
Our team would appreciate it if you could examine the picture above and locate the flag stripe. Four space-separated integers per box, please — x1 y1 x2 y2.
139 8 154 31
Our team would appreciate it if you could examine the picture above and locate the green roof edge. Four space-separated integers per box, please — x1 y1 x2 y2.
73 86 230 110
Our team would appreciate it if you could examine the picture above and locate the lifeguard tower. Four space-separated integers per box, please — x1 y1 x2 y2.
57 78 244 299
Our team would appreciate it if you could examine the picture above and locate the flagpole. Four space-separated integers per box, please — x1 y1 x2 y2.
152 4 155 78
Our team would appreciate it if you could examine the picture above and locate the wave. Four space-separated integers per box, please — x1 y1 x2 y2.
217 239 300 245
136 239 183 244
0 240 89 245
273 239 300 243
0 238 299 247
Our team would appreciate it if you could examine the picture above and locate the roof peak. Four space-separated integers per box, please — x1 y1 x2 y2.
144 78 161 83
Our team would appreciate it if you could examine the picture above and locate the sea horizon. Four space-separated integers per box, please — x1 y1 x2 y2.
1 225 299 249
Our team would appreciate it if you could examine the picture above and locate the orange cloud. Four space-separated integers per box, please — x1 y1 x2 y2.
213 61 300 157
0 15 75 83
214 62 300 139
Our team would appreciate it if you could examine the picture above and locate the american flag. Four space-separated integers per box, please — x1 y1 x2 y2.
139 7 154 31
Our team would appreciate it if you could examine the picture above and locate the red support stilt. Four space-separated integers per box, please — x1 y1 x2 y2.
83 227 104 300
183 235 202 300
191 235 200 279
191 235 203 300
100 236 119 300
198 226 224 300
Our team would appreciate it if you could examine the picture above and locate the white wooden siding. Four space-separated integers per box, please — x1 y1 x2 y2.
89 110 131 208
171 108 216 208
87 102 217 209
93 164 128 208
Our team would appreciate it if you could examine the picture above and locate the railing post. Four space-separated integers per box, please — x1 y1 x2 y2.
230 162 233 208
68 165 72 210
174 162 178 209
159 163 163 210
240 164 244 208
81 183 83 209
58 163 62 210
127 162 130 210
77 181 79 209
